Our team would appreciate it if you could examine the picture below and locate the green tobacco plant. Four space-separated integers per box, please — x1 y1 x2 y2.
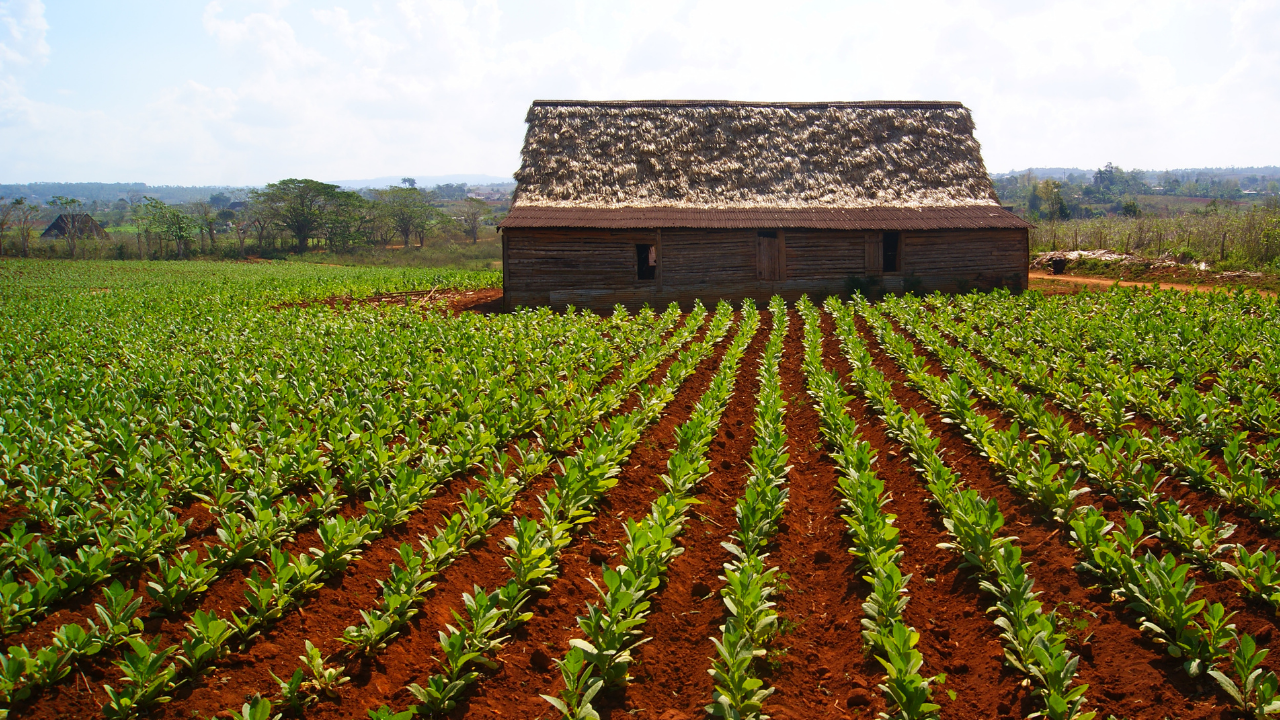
876 622 942 720
541 646 603 720
1209 633 1280 718
270 667 315 714
178 610 235 675
707 622 773 720
102 637 178 719
299 640 349 697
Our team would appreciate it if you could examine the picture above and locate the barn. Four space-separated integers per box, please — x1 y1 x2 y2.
40 214 108 240
498 100 1031 311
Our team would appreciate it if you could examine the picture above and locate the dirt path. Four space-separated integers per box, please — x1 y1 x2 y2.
1029 272 1276 296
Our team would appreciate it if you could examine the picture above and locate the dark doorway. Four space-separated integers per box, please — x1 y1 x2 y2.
636 243 657 280
882 232 900 272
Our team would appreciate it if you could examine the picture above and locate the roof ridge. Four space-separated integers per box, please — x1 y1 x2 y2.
529 99 965 109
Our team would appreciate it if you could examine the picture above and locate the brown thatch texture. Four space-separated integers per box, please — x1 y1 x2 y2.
513 101 1001 210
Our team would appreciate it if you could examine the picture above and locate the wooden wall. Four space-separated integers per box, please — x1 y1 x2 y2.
502 227 1028 311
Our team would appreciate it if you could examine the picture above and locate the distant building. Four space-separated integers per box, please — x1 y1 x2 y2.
40 214 108 240
499 99 1032 310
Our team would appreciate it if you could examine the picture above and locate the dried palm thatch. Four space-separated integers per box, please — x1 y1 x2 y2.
512 100 1001 210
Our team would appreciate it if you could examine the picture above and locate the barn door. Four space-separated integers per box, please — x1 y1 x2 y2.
756 232 786 281
865 234 883 275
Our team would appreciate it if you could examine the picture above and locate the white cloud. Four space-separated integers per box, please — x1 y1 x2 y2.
0 0 46 129
0 0 47 71
0 0 1278 184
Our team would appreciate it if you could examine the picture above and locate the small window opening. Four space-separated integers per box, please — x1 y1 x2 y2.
636 243 657 280
757 230 778 239
882 232 900 273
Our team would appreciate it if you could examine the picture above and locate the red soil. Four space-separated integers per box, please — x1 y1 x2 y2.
18 302 1278 720
11 317 696 720
855 311 1262 719
276 288 504 314
587 312 769 719
438 313 752 720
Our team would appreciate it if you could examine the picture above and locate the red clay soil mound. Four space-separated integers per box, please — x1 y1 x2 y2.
276 288 504 314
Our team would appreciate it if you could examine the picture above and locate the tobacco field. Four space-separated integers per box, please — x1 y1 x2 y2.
4 260 1280 720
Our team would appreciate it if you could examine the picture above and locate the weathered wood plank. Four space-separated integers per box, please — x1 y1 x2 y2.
503 226 1029 308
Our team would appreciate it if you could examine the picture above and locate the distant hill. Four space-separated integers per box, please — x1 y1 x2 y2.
0 176 518 205
0 182 245 205
330 174 515 189
993 166 1280 180
991 168 1092 179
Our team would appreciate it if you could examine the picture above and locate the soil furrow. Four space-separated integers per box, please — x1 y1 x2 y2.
450 316 742 720
746 309 882 719
285 318 714 720
591 313 770 719
817 310 1024 719
851 309 1228 720
16 319 699 720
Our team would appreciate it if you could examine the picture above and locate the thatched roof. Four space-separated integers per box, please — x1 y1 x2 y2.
510 100 1002 213
40 214 108 239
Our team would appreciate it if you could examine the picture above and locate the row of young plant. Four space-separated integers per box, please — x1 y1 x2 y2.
280 302 735 720
701 295 790 720
203 304 714 719
794 297 936 718
886 296 1250 558
946 290 1280 462
276 301 729 717
0 306 654 639
540 302 760 720
950 287 1280 439
870 295 1280 718
0 308 695 718
831 296 1093 720
402 303 734 716
0 302 632 555
912 298 1280 611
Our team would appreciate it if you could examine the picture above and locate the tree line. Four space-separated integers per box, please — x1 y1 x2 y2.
994 163 1280 221
0 178 507 260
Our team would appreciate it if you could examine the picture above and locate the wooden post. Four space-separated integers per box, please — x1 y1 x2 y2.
655 228 663 293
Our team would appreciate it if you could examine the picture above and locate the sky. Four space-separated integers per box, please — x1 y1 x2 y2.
0 0 1277 186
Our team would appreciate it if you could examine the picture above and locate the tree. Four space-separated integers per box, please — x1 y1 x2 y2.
459 197 492 243
138 197 198 259
371 186 442 247
12 199 37 257
401 177 416 188
0 198 11 256
191 200 217 254
251 178 339 253
1036 180 1066 221
433 183 468 201
321 190 372 253
209 192 231 210
245 200 276 253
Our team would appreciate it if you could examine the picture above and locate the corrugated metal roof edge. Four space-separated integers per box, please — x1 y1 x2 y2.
499 206 1034 231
